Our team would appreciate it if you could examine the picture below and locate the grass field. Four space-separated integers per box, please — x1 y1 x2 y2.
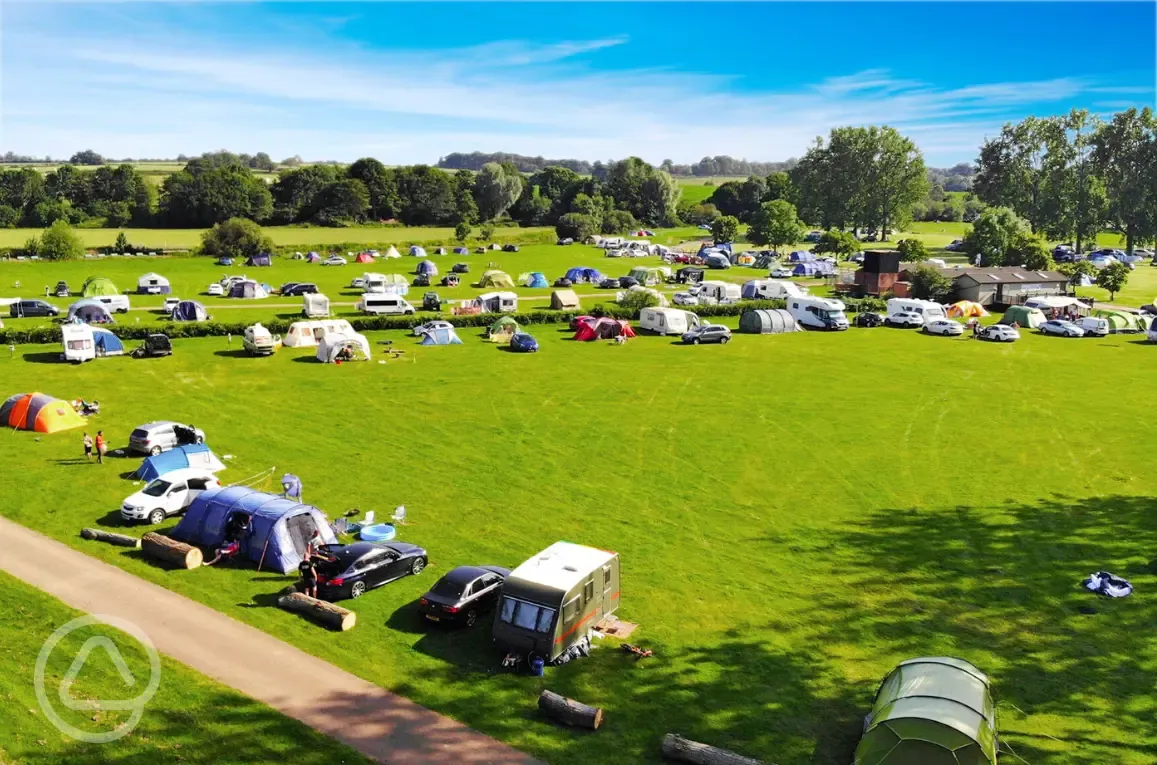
0 570 374 765
0 318 1154 764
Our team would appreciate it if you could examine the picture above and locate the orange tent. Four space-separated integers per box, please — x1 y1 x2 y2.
0 392 86 433
947 301 989 318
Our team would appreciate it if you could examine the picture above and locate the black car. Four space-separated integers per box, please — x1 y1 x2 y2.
315 541 428 601
54 281 71 297
422 291 442 311
618 276 639 288
9 299 59 318
598 278 620 289
418 565 510 626
452 263 470 274
854 312 885 328
132 334 173 358
282 282 318 296
413 274 431 287
502 244 519 252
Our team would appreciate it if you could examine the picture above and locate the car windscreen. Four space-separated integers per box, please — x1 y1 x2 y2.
430 577 466 599
142 479 171 497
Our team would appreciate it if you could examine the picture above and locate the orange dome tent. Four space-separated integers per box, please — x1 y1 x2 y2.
947 300 989 318
0 392 86 433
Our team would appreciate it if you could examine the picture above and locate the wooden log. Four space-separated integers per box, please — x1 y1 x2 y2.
80 528 140 548
277 591 357 631
660 734 767 765
141 532 202 569
538 690 603 730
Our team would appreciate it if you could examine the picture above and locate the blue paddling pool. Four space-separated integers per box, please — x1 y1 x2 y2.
359 523 396 542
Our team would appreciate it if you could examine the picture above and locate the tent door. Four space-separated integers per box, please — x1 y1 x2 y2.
285 513 319 557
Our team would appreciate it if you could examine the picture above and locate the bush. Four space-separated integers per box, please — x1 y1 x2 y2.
896 238 928 262
555 213 599 242
601 210 637 236
814 229 860 259
36 220 85 261
615 290 660 315
200 218 274 260
478 223 495 241
454 221 471 242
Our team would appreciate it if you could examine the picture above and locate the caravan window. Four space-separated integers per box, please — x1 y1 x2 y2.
67 339 92 351
584 580 595 601
562 597 581 623
499 597 556 634
603 565 613 588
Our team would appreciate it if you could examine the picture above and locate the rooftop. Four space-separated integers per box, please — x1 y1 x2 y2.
508 541 615 592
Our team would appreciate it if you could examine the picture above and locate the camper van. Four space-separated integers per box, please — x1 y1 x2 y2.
639 307 700 335
788 296 849 331
356 294 415 316
493 541 620 663
696 281 742 304
886 298 947 322
362 273 387 294
744 279 808 300
94 294 131 313
302 292 330 318
61 323 95 363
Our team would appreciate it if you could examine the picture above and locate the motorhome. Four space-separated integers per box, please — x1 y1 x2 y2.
493 541 620 663
61 323 95 363
242 323 281 356
696 280 742 304
788 296 849 331
638 307 700 335
362 273 387 293
356 293 415 316
887 298 947 322
302 292 330 318
742 279 808 300
283 320 356 348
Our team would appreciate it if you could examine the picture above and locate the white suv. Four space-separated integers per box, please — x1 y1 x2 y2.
121 469 220 525
129 421 206 455
886 311 925 328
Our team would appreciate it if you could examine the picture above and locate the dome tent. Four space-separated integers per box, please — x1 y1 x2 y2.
172 486 337 574
739 309 801 334
92 327 124 356
420 326 463 345
855 657 997 765
67 299 115 324
305 252 322 263
355 252 374 264
409 245 427 257
564 266 603 284
0 392 85 433
133 444 226 483
81 276 119 298
171 300 209 322
453 247 470 255
246 254 272 267
416 260 438 277
477 270 515 289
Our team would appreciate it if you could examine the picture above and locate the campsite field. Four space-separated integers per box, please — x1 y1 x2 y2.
0 321 1154 765
0 569 374 765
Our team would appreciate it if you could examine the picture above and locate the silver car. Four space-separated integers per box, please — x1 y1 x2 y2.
129 421 207 455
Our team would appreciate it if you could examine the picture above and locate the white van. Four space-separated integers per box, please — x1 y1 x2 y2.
61 323 95 363
94 294 131 313
1076 317 1110 337
697 281 742 304
887 298 946 321
362 273 387 293
357 294 415 315
639 307 700 336
748 279 808 300
788 296 849 331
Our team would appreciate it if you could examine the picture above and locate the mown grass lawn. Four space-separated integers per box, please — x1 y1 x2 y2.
0 570 374 765
0 322 1154 765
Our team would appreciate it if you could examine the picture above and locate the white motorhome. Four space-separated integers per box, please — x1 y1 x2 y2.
283 319 356 348
697 280 742 304
61 323 95 363
788 296 849 331
357 293 415 315
302 292 330 318
639 307 700 336
887 298 947 321
745 279 808 300
362 273 387 293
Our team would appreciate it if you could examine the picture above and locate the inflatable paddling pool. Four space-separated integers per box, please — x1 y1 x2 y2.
359 523 396 542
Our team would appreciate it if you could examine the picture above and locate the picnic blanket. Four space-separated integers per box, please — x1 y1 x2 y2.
1083 571 1133 598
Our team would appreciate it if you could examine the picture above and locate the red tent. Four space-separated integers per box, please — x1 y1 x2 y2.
573 318 636 341
355 253 374 264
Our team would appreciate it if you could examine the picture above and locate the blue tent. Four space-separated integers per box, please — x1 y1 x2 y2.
67 299 115 325
453 247 470 255
699 242 733 257
416 260 438 276
92 327 124 356
793 261 834 277
409 245 427 257
216 256 234 266
789 251 816 262
741 281 762 300
419 326 463 345
565 267 603 283
704 253 731 269
133 444 225 483
525 272 549 288
171 300 208 322
172 486 337 574
305 252 321 263
246 254 272 267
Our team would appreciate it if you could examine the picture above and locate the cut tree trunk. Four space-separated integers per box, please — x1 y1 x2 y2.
141 532 202 569
538 690 603 730
660 734 768 765
277 591 356 631
80 528 140 548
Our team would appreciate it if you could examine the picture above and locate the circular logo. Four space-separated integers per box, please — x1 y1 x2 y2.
34 614 162 743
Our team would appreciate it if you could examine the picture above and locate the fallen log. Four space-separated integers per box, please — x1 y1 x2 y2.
141 532 202 569
80 528 140 548
538 690 603 730
277 591 356 631
660 734 767 765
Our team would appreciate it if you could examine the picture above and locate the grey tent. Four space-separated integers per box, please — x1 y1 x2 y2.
855 657 997 765
739 309 800 334
550 290 580 310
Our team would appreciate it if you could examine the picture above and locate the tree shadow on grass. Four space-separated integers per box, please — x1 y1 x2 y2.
213 349 253 358
21 351 62 364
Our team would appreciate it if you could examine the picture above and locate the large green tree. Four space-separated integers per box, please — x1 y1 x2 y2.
747 200 804 252
1095 261 1130 301
1092 107 1157 253
33 220 85 261
711 215 739 244
962 206 1032 266
161 159 273 227
311 179 370 225
199 217 274 260
347 158 400 220
474 162 523 221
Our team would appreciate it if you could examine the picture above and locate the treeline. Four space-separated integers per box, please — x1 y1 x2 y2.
436 151 800 178
438 152 592 174
927 163 974 192
662 156 797 177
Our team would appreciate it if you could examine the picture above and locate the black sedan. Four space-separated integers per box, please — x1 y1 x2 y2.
854 312 885 328
418 565 510 626
281 282 318 296
315 541 428 601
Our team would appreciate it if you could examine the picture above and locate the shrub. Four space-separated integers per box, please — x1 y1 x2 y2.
555 213 599 243
896 238 928 262
36 220 85 261
200 218 274 260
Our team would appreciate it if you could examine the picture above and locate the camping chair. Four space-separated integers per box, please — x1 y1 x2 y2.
391 506 407 525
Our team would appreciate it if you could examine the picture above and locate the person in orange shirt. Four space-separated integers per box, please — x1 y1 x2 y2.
94 431 107 464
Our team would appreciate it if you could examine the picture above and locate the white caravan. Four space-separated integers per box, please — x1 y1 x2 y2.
638 307 701 336
283 319 356 348
302 292 330 318
788 296 849 331
61 323 95 363
696 281 742 304
746 279 809 300
887 298 947 321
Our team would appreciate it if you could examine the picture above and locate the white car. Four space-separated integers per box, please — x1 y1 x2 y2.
413 320 454 337
1040 319 1085 337
206 283 224 296
162 297 181 313
924 318 964 336
120 469 221 525
770 267 793 278
322 255 347 266
886 311 925 328
673 292 699 306
979 324 1019 342
350 277 366 289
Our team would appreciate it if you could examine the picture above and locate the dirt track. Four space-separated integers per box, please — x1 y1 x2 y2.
0 516 543 765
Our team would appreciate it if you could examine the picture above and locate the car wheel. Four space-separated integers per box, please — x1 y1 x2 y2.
465 609 478 627
692 338 700 345
148 509 166 525
410 557 427 576
720 336 730 344
351 581 366 598
150 446 162 456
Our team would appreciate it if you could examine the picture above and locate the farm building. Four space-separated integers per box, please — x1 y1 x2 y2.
952 268 1068 306
853 251 901 296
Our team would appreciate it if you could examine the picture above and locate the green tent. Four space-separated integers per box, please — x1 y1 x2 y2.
478 270 515 289
488 316 520 336
1000 305 1045 329
1094 309 1146 333
82 276 119 298
627 266 664 286
856 657 997 765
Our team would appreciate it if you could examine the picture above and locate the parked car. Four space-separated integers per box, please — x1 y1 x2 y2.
924 318 965 336
129 421 206 455
945 240 964 252
848 252 866 264
206 283 225 296
1131 248 1154 259
682 324 732 345
804 231 822 243
322 255 347 266
598 278 620 289
452 263 470 274
673 292 699 306
770 266 793 278
618 276 639 288
350 277 366 289
885 311 925 328
1040 319 1085 337
413 320 454 337
162 297 181 313
509 332 539 352
54 281 71 297
9 299 60 318
131 334 173 358
854 312 885 328
315 541 428 601
979 324 1020 342
120 469 221 525
282 282 318 296
413 274 431 287
418 565 511 627
1076 317 1109 337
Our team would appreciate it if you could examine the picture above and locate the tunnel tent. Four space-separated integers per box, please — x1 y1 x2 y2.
0 392 86 433
1000 305 1046 329
172 486 337 574
136 272 171 294
738 309 801 334
855 657 997 765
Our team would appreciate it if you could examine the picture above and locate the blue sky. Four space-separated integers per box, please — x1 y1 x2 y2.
2 2 1154 166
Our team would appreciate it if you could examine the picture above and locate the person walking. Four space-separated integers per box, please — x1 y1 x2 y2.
82 432 93 461
94 431 107 464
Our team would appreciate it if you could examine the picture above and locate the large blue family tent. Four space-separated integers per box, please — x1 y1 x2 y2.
793 261 834 277
133 444 226 483
170 300 208 322
246 254 272 267
172 486 337 574
91 327 124 356
419 326 463 345
565 266 603 284
789 250 816 262
416 260 438 277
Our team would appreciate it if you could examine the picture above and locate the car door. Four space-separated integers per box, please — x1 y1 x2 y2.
165 482 189 513
362 550 396 585
475 573 503 610
158 425 175 449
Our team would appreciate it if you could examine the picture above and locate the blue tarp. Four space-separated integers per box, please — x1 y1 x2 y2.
172 486 337 574
92 327 124 356
67 299 115 325
789 251 816 262
171 300 208 321
246 254 272 266
525 272 549 288
133 444 222 483
419 326 463 345
416 260 438 276
565 267 603 283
